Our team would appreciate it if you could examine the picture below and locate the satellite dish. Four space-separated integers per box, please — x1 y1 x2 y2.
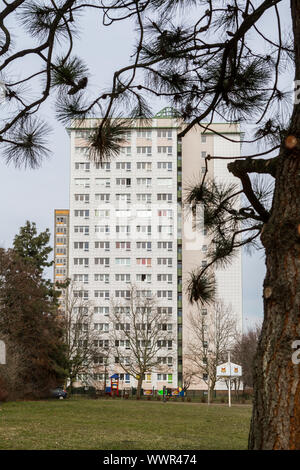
0 340 6 365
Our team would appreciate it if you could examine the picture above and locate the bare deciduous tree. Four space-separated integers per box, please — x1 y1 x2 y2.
110 286 175 399
232 324 262 392
185 300 238 402
60 281 104 392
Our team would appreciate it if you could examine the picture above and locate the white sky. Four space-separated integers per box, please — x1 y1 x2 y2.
0 1 293 331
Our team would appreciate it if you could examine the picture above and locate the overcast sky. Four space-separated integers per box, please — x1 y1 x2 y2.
0 1 293 331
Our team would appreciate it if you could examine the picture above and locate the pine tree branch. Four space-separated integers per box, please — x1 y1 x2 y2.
228 156 278 177
228 159 273 222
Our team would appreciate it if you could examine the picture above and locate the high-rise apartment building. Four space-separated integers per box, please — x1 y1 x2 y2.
57 108 242 391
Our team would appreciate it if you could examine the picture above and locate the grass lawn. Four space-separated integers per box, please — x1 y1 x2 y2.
0 398 252 450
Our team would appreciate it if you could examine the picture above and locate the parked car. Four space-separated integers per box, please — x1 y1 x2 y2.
50 387 67 399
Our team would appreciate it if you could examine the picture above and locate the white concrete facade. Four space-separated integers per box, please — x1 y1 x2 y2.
64 116 242 392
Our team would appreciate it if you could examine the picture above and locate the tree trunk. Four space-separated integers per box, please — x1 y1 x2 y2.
136 376 143 399
249 0 300 449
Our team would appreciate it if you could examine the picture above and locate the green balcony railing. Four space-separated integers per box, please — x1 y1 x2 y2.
178 299 182 308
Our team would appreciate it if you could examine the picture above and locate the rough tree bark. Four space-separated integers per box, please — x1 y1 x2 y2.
136 375 143 399
249 0 300 449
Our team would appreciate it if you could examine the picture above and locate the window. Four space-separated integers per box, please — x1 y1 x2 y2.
115 258 131 266
74 178 90 188
94 290 110 299
201 134 207 143
56 237 67 244
115 340 130 349
158 225 173 236
136 258 151 267
56 216 67 224
201 151 207 158
157 307 172 315
157 162 172 171
94 257 110 266
116 225 130 234
157 258 172 266
157 274 172 283
136 273 151 283
137 193 151 203
157 146 172 155
74 225 89 234
115 323 130 331
114 306 130 315
73 306 88 315
202 309 208 315
137 146 152 155
137 129 152 139
74 258 89 266
75 130 89 139
75 162 90 171
136 290 152 299
75 146 89 155
94 340 109 349
94 323 109 332
95 225 110 234
75 194 89 202
94 306 109 315
136 225 151 234
116 162 131 170
94 273 109 283
119 146 131 156
157 193 172 202
95 178 110 187
74 290 89 299
137 162 152 171
137 178 151 187
74 241 89 251
115 273 131 282
95 162 110 170
74 209 89 218
136 241 152 250
157 241 173 250
94 209 110 218
116 178 131 187
115 290 131 299
157 129 172 139
116 194 131 203
157 291 173 300
95 193 110 202
115 241 131 250
95 241 110 250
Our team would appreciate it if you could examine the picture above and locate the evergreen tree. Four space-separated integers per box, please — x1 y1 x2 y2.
13 221 53 273
0 248 67 399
